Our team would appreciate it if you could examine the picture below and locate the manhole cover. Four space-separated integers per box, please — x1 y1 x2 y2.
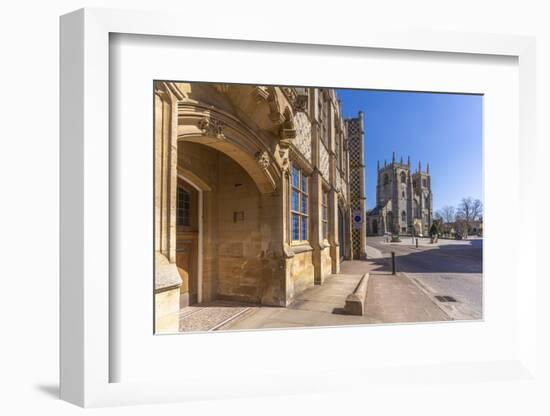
435 295 457 302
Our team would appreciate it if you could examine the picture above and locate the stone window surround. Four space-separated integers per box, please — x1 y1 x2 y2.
290 164 309 243
287 152 314 249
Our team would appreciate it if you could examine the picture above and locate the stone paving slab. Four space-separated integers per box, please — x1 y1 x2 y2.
290 298 345 313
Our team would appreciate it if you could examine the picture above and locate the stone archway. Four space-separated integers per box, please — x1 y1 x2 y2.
178 130 277 195
175 85 295 196
177 141 285 306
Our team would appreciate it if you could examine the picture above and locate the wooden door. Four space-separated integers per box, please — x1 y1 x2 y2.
176 234 198 305
176 180 199 306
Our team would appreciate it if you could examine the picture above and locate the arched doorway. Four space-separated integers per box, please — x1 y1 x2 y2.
386 212 394 234
372 219 378 235
176 141 284 306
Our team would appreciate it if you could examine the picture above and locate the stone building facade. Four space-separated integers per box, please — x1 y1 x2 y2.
154 82 366 332
367 153 433 236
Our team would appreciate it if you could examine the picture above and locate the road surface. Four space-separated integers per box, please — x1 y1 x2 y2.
367 236 483 320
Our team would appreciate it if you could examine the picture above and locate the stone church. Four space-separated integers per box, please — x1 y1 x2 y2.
367 153 433 237
154 82 367 332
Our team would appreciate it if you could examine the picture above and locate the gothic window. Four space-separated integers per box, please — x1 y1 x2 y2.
322 191 329 240
413 180 417 189
176 186 190 226
291 165 309 242
423 178 427 187
425 196 430 207
383 174 389 185
401 210 406 222
402 190 405 198
400 171 406 183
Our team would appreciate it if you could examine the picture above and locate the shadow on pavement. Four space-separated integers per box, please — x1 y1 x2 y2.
368 239 482 274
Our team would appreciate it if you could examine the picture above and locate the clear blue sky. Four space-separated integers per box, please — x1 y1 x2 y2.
336 89 483 212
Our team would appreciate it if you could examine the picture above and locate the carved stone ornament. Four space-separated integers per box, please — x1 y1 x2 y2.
282 87 308 112
198 117 224 138
275 147 290 173
255 150 271 170
294 95 308 112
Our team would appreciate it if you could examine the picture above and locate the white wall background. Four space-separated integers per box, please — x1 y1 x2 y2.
0 0 548 414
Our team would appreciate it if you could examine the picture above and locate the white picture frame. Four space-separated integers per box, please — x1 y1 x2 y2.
60 8 537 408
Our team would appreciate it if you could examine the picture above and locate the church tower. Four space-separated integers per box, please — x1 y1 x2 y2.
368 154 433 236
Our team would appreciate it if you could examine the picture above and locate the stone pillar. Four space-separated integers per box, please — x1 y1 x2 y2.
329 188 340 274
259 187 286 306
282 162 294 306
154 82 182 333
346 202 353 259
311 169 324 284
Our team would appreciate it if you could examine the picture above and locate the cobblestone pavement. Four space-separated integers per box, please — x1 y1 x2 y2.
179 302 255 332
367 236 483 320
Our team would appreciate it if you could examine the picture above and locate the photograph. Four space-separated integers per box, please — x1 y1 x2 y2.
154 82 483 334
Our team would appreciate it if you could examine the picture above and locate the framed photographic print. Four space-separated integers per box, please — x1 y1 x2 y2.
152 81 483 335
60 8 537 408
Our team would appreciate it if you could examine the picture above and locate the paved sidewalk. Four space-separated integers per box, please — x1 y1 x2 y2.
366 244 384 259
220 260 449 331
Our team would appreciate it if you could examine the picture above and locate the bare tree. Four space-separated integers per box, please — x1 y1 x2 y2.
471 199 483 221
436 205 456 225
435 205 455 236
456 197 483 238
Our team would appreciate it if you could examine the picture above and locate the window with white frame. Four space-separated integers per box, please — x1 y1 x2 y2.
322 191 329 240
291 165 309 242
